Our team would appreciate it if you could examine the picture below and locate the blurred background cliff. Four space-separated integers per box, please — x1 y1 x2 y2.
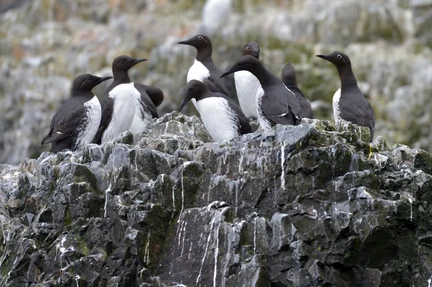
1 0 432 164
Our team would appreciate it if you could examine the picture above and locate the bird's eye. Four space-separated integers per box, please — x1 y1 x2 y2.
244 47 250 50
86 77 91 82
337 54 343 59
198 36 203 40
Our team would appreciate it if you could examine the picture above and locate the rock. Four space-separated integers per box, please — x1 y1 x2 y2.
0 112 431 286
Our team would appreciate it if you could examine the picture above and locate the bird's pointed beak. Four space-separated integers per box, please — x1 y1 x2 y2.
134 58 147 64
178 40 190 45
98 76 113 84
316 54 328 60
178 99 190 112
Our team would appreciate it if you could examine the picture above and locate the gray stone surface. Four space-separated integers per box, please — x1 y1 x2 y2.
1 113 431 286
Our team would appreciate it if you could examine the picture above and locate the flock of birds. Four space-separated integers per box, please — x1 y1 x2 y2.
40 34 375 157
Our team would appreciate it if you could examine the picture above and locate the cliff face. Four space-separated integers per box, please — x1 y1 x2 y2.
1 113 431 286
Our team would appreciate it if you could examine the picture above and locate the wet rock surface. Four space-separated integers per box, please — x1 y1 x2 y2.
1 113 431 286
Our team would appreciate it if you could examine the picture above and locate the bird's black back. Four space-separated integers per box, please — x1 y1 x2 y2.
289 86 313 119
136 84 164 107
340 84 375 141
133 83 159 118
41 95 89 151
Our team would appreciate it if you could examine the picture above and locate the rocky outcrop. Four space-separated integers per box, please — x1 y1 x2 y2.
1 113 431 286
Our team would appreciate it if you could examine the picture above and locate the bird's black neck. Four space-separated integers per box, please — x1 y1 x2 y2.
251 65 279 88
338 66 357 89
113 70 131 84
196 47 212 62
71 89 93 98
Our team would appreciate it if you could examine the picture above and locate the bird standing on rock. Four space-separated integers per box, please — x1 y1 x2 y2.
179 79 251 142
178 34 231 107
221 55 302 130
234 41 262 119
94 55 157 144
281 63 313 119
41 74 112 153
316 51 375 157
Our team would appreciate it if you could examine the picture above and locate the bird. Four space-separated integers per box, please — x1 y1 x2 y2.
316 51 375 157
234 41 262 119
94 55 157 143
221 55 302 130
179 79 251 142
281 63 313 119
41 73 112 153
178 34 231 107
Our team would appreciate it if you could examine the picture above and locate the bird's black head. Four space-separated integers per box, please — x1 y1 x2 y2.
221 54 261 78
316 51 351 69
179 80 208 112
242 41 260 59
72 74 113 93
112 55 147 72
281 64 297 87
178 34 212 59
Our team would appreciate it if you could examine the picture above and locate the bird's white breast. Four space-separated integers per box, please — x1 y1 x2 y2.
234 70 260 119
332 87 342 130
187 59 210 83
187 59 211 107
255 86 272 131
196 97 239 142
129 84 153 134
102 83 137 143
75 95 102 149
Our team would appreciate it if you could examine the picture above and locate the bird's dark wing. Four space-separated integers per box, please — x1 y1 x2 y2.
284 86 303 125
339 89 375 141
291 87 313 119
136 84 164 107
219 92 252 135
41 98 86 145
133 84 159 118
93 96 114 144
260 87 302 126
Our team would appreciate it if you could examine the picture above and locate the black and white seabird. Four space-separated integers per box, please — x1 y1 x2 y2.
179 79 251 141
234 41 261 119
94 55 157 143
316 51 375 144
221 55 302 130
281 64 313 119
41 74 112 152
178 34 231 105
